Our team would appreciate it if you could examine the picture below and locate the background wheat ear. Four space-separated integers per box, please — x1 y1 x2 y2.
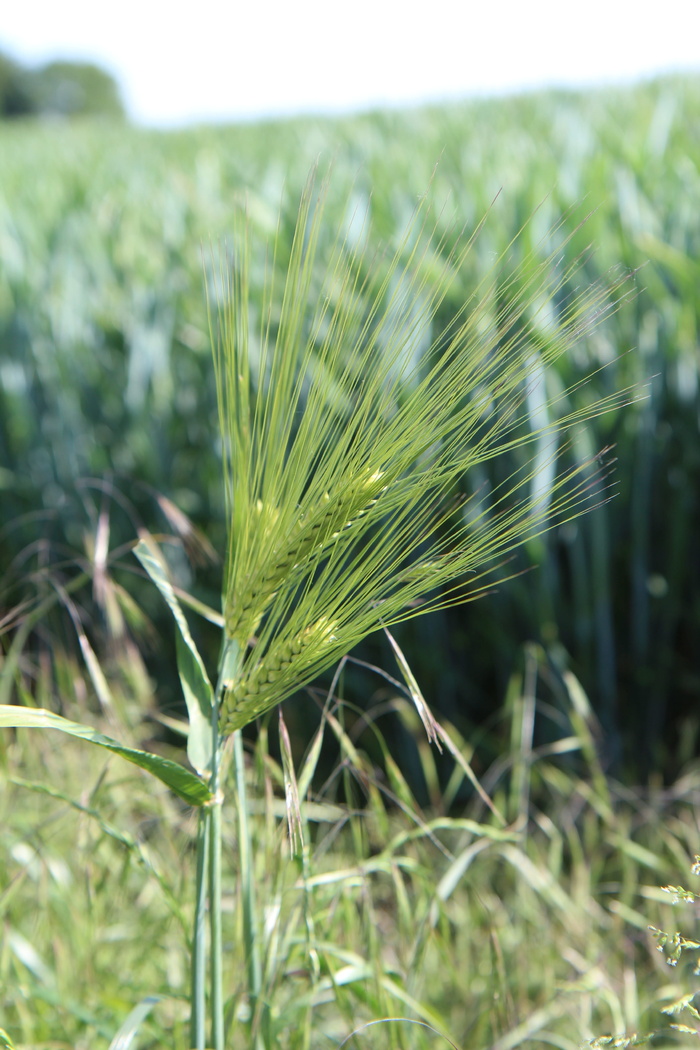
211 172 635 736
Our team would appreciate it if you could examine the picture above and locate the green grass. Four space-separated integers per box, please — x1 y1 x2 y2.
3 636 700 1048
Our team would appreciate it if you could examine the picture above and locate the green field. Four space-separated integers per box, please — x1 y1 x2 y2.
2 75 700 1047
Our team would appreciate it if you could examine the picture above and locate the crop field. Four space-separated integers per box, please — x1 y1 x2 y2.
1 75 700 1048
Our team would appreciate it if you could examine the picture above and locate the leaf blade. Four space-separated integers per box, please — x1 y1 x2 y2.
134 536 215 774
0 706 211 806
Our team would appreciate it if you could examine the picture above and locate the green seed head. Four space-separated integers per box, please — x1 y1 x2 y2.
219 617 338 733
224 469 387 646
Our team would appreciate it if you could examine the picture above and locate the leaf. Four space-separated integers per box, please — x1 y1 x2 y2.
336 1018 460 1050
6 929 53 984
278 708 303 857
174 630 214 776
108 996 161 1050
0 706 212 806
384 627 440 747
434 722 505 824
134 536 215 775
296 719 325 801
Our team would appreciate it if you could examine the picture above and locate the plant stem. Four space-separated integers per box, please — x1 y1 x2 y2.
191 664 226 1050
233 728 262 1034
190 806 209 1050
209 702 224 1050
189 636 257 1049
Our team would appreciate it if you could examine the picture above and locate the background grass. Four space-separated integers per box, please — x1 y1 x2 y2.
3 637 700 1047
2 73 700 1047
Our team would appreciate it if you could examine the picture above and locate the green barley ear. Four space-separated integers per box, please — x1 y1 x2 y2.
211 172 634 736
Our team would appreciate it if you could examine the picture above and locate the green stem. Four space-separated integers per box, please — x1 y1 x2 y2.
190 806 209 1050
209 701 224 1050
191 664 226 1050
190 636 256 1048
233 728 262 1031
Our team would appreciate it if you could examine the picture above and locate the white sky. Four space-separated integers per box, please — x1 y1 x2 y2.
2 0 699 126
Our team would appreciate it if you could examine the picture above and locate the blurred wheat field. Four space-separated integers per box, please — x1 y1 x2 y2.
2 74 699 772
2 74 700 1047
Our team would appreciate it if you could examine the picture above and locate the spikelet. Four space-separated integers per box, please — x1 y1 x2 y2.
219 617 338 733
224 468 387 645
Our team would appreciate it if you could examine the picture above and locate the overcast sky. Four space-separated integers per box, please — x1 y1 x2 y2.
2 0 699 125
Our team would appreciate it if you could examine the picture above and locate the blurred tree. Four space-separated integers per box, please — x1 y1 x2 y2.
27 60 125 118
0 51 125 119
0 51 33 116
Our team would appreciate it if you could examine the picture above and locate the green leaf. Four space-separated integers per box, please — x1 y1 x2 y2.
0 706 212 806
108 996 161 1050
296 719 325 801
384 626 440 746
278 708 303 857
134 536 215 775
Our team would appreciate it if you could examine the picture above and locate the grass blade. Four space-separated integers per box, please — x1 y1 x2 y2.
134 536 215 775
0 706 211 806
108 996 161 1050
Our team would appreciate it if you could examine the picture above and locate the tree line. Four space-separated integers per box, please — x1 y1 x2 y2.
0 49 124 119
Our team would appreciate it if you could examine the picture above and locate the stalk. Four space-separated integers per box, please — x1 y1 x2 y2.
209 697 224 1050
213 635 263 1044
232 727 262 1028
190 670 226 1050
190 806 209 1050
